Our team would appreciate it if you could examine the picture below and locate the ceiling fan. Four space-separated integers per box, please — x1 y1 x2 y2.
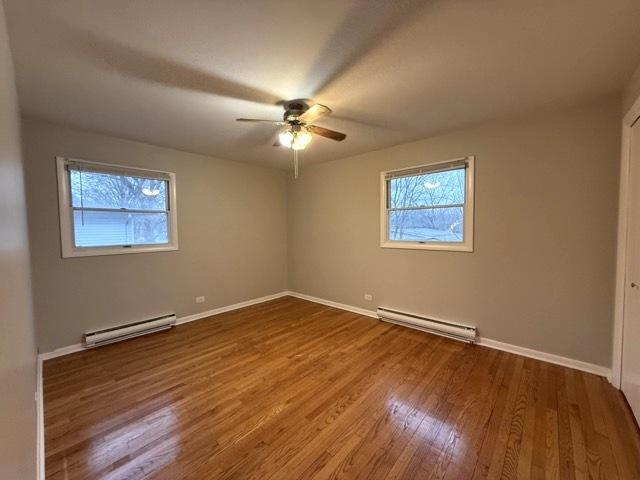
237 100 346 178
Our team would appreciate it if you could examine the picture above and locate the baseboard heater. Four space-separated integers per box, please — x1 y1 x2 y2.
377 307 476 343
84 314 176 348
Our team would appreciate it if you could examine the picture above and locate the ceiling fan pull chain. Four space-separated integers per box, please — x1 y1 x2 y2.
293 149 299 179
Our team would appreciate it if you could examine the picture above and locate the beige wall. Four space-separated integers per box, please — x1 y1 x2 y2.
288 97 621 367
23 119 288 352
623 62 640 114
21 95 622 367
0 1 37 478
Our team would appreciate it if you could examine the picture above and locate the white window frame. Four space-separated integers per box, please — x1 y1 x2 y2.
380 155 475 252
56 156 179 258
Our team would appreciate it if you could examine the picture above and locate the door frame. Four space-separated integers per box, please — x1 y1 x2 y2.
613 93 640 389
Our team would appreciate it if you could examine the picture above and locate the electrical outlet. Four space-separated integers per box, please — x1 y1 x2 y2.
195 296 205 304
364 294 373 301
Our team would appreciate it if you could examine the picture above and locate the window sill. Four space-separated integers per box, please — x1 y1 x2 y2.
380 241 473 252
62 244 179 258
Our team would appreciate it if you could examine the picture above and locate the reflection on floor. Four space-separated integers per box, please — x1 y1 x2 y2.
44 296 640 479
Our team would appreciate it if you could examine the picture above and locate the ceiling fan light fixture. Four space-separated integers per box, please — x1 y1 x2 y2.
279 127 312 150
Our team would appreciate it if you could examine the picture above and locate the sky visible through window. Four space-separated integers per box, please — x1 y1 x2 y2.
388 168 465 242
70 170 169 247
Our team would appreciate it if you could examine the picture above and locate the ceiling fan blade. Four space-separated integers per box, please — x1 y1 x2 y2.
236 118 286 125
273 139 283 147
299 104 332 123
307 125 346 141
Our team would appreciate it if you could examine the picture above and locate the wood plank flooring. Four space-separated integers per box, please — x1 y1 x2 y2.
44 296 640 479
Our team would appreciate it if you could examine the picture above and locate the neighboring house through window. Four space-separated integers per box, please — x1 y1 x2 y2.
56 156 178 257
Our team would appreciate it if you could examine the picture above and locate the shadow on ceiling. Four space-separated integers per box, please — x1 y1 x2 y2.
301 0 429 97
65 27 282 105
63 1 427 133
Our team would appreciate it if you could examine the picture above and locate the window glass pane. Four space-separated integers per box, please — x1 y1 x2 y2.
388 207 463 242
73 211 169 247
70 170 168 211
389 168 465 209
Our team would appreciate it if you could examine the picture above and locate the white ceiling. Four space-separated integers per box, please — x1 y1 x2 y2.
5 0 640 168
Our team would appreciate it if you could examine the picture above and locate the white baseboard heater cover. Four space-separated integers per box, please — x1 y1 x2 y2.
84 314 176 347
377 307 476 343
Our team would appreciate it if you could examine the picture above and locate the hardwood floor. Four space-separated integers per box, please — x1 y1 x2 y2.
44 296 640 479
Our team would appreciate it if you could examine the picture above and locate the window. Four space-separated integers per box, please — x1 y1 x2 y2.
56 157 178 257
380 156 474 251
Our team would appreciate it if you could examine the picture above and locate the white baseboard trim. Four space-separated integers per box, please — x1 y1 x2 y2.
476 338 611 379
37 289 613 377
285 291 378 318
174 291 289 326
38 343 84 361
288 291 611 379
38 291 290 361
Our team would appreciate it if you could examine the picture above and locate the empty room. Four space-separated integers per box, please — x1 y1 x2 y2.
2 0 640 478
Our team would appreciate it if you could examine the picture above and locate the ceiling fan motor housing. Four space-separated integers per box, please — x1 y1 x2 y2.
283 100 310 123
